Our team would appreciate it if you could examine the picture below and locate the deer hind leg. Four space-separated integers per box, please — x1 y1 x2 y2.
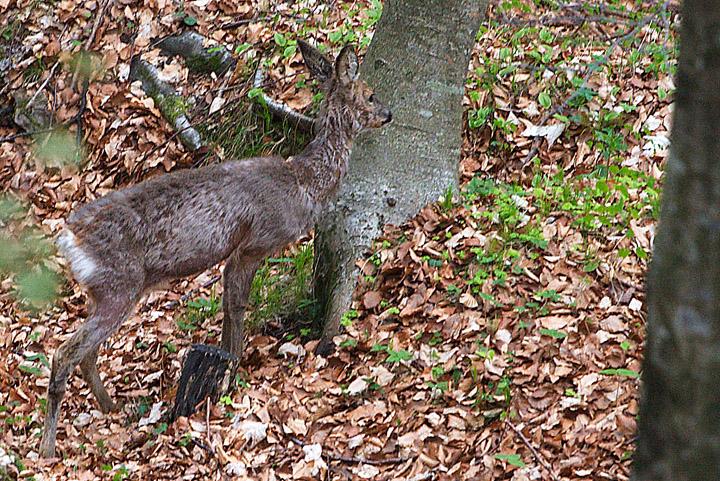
221 252 261 358
39 289 138 458
79 348 118 413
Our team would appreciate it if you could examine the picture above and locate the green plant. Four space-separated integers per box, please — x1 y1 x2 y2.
539 328 567 340
340 309 359 328
385 349 413 364
178 291 220 331
247 242 315 331
495 453 525 468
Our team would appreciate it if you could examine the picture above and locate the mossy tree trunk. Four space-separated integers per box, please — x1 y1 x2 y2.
313 0 487 352
633 1 720 480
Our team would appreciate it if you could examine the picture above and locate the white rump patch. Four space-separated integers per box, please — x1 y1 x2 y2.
56 229 97 284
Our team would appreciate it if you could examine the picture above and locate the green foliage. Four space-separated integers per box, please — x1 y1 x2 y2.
273 33 297 60
599 368 639 378
340 309 359 328
178 291 220 332
385 349 412 364
539 328 567 340
33 129 82 166
0 197 61 309
201 69 310 160
247 242 315 331
494 453 526 468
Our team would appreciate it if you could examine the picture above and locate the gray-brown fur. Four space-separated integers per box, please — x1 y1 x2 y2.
39 41 391 458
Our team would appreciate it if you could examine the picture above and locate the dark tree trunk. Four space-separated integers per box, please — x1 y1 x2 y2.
313 0 487 352
633 1 720 480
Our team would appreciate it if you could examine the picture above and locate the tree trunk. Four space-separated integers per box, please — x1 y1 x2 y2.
633 1 720 480
313 0 487 352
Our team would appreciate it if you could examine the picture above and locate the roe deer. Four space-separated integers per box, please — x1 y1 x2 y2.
39 41 391 458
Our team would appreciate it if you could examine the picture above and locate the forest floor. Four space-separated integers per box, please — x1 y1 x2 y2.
0 1 677 480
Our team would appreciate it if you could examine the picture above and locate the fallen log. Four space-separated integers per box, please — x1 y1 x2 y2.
157 31 236 76
129 56 202 151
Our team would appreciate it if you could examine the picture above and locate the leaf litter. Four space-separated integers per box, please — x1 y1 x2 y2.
0 0 677 480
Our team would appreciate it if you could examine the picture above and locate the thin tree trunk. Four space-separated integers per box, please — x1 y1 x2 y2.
313 0 487 353
633 1 720 479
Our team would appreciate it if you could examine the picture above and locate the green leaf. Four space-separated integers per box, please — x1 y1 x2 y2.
234 43 252 55
538 92 551 109
599 368 640 378
247 87 264 101
340 309 359 327
385 349 413 363
24 352 50 368
495 453 526 468
539 328 567 339
583 259 599 272
19 365 43 376
328 31 343 43
183 15 197 26
283 45 296 59
274 32 287 47
339 338 358 349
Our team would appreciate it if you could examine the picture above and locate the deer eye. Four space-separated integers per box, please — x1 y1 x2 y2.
368 94 375 103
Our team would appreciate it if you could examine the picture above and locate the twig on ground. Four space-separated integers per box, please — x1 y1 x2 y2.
163 275 222 310
288 436 410 466
26 60 61 109
505 419 560 481
206 398 212 450
157 31 236 76
86 0 113 48
220 16 262 29
500 14 626 27
129 57 203 151
75 79 89 153
252 66 316 133
0 126 55 144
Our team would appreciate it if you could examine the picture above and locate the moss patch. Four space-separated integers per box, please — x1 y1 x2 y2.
157 94 188 124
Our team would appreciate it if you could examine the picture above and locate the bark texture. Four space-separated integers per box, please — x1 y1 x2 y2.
313 0 487 351
633 1 720 480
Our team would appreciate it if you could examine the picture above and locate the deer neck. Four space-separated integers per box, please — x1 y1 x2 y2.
289 104 357 202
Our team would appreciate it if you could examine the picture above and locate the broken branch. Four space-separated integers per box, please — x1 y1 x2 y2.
129 56 203 151
157 31 236 76
252 66 316 133
505 419 560 481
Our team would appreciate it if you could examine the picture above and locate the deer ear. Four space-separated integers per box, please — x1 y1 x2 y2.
335 45 359 84
298 40 333 84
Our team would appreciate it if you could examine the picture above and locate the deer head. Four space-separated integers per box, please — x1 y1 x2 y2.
298 40 392 134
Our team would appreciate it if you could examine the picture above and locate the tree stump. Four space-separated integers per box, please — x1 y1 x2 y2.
170 344 238 421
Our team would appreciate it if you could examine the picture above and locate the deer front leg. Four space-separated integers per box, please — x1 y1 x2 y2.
221 252 260 358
